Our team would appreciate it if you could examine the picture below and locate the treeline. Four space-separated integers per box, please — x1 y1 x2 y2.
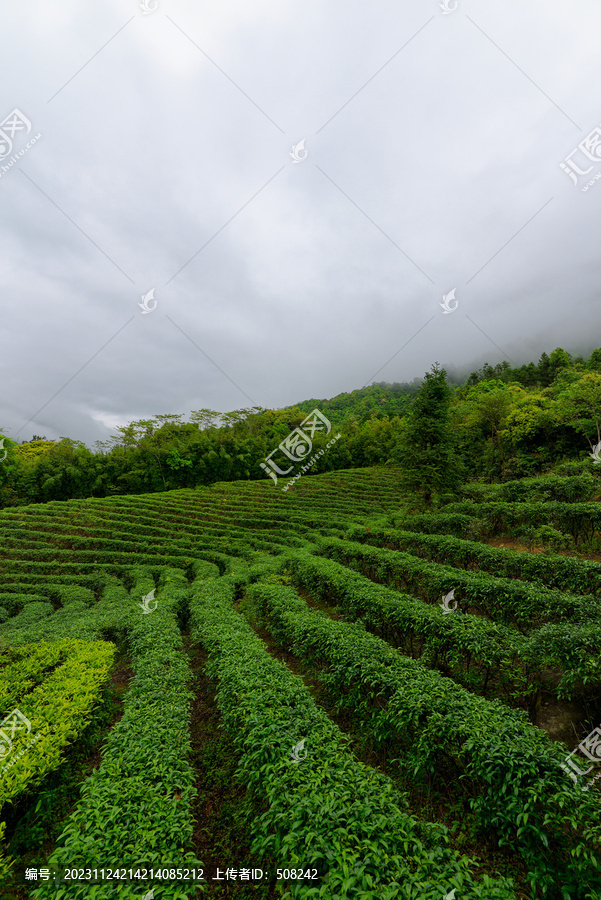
1 346 600 507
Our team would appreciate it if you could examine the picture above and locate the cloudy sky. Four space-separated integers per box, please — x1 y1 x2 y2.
1 0 601 447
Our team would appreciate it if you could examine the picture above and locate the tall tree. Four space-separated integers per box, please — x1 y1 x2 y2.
469 380 513 478
394 363 465 506
588 348 601 372
555 372 601 452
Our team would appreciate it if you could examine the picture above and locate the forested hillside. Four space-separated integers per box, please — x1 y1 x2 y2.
2 346 601 508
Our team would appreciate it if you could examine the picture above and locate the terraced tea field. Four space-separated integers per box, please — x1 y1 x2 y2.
1 466 601 899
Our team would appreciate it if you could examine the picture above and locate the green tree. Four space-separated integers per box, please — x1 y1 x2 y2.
394 363 465 506
471 381 512 475
15 439 57 462
189 409 221 430
548 347 572 382
588 348 601 372
499 386 556 478
0 432 19 505
555 372 601 452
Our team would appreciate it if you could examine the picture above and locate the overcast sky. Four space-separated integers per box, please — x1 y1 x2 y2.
1 0 601 447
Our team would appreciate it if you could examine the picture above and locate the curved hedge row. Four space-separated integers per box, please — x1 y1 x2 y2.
389 512 487 539
32 568 201 900
314 536 601 629
0 579 131 647
249 580 601 899
0 638 116 881
459 474 598 504
189 575 516 900
345 524 601 596
0 642 79 708
441 500 601 545
309 540 601 702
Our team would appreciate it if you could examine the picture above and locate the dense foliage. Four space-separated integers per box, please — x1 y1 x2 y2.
2 345 601 508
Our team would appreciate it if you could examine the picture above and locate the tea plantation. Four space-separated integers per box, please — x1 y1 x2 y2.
1 466 600 899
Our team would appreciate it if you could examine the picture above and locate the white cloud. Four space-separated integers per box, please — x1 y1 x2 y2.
1 0 601 445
